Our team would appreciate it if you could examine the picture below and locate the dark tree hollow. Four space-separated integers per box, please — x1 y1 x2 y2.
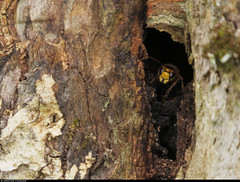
143 28 195 179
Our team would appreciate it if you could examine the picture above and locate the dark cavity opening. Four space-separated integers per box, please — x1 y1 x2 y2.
143 28 193 162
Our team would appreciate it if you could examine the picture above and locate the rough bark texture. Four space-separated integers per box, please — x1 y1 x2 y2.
177 0 240 179
0 0 152 179
2 0 240 180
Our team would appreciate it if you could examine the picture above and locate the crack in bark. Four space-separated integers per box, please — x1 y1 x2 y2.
104 75 111 89
49 155 63 159
0 144 5 154
37 162 51 179
79 71 100 179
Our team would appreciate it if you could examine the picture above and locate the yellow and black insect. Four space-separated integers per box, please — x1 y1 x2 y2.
148 56 184 98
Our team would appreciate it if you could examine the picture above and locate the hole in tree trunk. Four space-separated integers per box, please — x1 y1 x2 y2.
143 28 195 179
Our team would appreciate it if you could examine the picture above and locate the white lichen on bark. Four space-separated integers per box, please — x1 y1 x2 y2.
79 151 96 179
0 74 65 179
65 164 78 179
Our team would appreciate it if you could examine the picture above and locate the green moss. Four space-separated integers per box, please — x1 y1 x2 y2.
73 117 80 128
67 132 73 145
69 117 80 132
66 118 80 146
203 24 240 92
204 24 240 72
80 138 90 149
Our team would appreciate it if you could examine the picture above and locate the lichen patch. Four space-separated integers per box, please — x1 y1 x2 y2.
0 74 65 179
65 164 78 179
79 151 96 179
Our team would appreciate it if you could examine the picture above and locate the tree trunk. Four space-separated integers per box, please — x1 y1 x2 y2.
0 0 152 179
2 0 240 180
177 0 240 179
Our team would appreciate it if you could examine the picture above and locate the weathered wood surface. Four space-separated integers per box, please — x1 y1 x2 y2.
147 0 187 43
2 0 240 180
0 0 152 179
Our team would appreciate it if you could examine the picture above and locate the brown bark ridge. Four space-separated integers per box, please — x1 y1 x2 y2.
0 0 153 179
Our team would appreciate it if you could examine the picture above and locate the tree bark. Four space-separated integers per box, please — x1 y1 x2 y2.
177 0 240 179
0 0 152 179
2 0 240 180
